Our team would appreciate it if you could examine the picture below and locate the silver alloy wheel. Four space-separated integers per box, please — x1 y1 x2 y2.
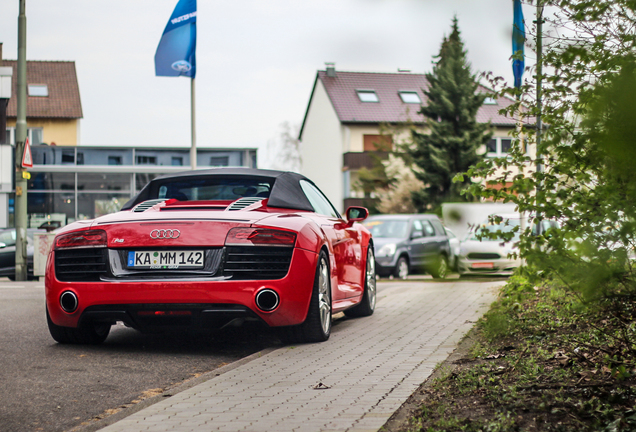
366 248 377 310
318 257 331 335
397 258 409 280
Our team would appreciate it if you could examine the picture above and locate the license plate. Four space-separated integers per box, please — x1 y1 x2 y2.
472 262 494 269
127 250 204 269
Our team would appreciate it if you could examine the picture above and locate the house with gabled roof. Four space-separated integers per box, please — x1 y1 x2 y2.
0 43 83 146
298 64 521 212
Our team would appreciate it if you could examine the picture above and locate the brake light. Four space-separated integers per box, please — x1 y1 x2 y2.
55 230 107 249
225 227 296 247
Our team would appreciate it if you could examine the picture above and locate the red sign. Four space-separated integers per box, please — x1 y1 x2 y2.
22 137 33 168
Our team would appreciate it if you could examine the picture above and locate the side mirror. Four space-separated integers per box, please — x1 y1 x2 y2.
345 206 369 227
411 230 423 239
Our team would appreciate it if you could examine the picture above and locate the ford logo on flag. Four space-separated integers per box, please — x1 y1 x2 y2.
171 60 192 72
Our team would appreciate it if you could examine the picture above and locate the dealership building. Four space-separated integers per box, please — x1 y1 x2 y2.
0 145 258 229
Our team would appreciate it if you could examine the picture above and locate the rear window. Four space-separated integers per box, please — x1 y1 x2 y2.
152 176 274 201
363 220 409 238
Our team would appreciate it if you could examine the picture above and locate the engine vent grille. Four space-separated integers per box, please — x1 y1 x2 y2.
55 248 108 282
467 252 501 260
223 246 293 280
226 197 263 211
132 199 166 212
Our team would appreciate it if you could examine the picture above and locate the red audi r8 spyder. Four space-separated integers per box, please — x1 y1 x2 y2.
45 168 376 344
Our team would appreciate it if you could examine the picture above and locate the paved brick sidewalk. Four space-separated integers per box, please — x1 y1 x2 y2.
100 280 501 432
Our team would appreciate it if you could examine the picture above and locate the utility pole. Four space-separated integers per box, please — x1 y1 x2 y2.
535 0 544 235
14 0 28 281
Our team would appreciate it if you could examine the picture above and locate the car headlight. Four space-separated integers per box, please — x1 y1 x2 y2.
378 243 396 257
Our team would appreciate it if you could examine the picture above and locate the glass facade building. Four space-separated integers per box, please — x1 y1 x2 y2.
2 145 257 228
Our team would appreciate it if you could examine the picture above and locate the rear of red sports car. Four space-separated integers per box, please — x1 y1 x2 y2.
45 169 375 345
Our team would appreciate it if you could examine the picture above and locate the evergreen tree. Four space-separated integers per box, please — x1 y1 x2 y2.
409 17 492 211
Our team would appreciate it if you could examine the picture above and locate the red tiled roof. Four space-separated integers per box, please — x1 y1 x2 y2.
3 60 83 119
303 70 517 134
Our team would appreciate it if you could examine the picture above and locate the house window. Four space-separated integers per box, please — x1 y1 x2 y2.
487 138 513 157
484 97 497 105
399 91 421 104
136 155 157 165
363 134 393 152
4 127 43 145
210 156 229 167
171 156 183 166
28 84 48 97
108 156 122 165
77 152 84 165
356 90 379 103
30 128 43 145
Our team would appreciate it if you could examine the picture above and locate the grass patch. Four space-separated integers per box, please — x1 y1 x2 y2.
401 274 636 431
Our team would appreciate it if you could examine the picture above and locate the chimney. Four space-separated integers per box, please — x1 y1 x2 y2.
325 62 336 77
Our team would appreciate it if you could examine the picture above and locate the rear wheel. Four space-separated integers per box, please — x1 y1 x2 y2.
344 247 376 318
430 255 449 279
278 251 331 344
394 256 409 280
46 308 111 345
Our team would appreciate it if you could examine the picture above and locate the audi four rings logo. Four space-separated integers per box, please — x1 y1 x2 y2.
150 229 181 239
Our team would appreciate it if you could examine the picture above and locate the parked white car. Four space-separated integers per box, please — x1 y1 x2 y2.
457 214 522 277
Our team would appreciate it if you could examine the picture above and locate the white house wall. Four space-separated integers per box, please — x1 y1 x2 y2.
300 80 345 212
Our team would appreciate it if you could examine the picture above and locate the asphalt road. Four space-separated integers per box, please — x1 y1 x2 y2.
0 278 283 432
0 275 462 432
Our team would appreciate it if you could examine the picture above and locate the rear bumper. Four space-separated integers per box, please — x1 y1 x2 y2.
45 247 319 330
457 257 520 276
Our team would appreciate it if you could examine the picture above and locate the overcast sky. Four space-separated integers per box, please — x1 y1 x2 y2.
0 0 534 167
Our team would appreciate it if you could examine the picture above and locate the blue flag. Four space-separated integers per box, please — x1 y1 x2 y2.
155 0 197 78
512 0 525 88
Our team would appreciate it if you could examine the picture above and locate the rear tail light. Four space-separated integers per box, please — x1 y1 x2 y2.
55 229 107 250
225 227 296 247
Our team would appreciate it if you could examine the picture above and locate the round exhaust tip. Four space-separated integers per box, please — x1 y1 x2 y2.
255 289 280 312
60 291 78 313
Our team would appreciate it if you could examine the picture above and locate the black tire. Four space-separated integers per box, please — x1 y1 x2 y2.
46 308 111 345
278 251 331 344
430 255 449 279
344 246 376 318
394 256 409 280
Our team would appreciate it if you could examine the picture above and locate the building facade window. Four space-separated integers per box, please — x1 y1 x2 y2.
487 138 513 157
171 156 183 166
61 150 75 164
4 127 43 145
356 90 379 103
27 84 49 97
210 156 229 167
398 91 421 104
363 134 393 152
108 156 122 165
136 155 157 165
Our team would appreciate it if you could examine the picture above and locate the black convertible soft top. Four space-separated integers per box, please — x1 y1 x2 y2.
121 168 316 212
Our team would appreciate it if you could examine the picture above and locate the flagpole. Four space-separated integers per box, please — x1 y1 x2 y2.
191 77 196 170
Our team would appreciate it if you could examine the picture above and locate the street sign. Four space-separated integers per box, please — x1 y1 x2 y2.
21 137 32 168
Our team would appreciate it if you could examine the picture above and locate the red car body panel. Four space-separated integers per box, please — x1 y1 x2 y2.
45 178 372 333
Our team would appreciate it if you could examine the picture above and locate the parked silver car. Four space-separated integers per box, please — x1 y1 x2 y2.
0 228 46 280
457 214 522 277
362 214 451 279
